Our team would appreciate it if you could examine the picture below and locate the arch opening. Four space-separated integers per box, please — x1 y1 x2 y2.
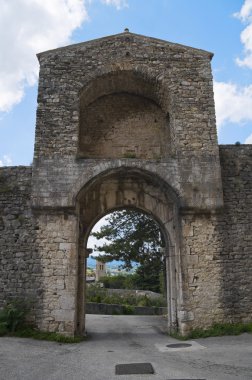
78 70 173 159
85 208 168 313
75 168 181 336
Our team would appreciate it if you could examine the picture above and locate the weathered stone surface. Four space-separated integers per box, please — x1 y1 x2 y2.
218 146 252 323
0 32 251 336
0 167 42 322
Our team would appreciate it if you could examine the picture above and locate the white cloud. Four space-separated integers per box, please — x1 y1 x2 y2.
87 216 108 251
235 0 252 21
213 1 252 144
0 0 127 114
214 81 252 128
101 0 128 10
245 133 252 143
235 0 252 68
0 155 12 167
0 0 88 112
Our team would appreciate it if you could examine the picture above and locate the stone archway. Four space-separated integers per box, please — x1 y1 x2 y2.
24 32 235 338
75 167 182 336
2 31 250 342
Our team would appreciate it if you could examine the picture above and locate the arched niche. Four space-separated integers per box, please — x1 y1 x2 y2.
75 167 182 336
78 71 173 159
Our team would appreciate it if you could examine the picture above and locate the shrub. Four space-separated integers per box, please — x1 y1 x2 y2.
0 322 8 336
99 272 165 294
86 284 166 307
137 295 152 307
86 284 106 303
100 274 129 289
0 299 30 334
122 305 134 314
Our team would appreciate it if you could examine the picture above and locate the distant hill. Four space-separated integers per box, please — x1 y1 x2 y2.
87 257 138 269
87 257 124 269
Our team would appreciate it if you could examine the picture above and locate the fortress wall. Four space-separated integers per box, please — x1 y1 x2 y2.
217 145 252 323
180 212 226 330
0 166 41 311
180 145 252 330
33 210 78 335
0 144 251 334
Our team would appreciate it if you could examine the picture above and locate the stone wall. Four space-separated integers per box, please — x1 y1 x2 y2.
79 92 169 159
0 166 79 335
179 145 252 330
0 167 39 310
0 149 251 333
180 213 225 330
218 145 252 323
34 211 78 334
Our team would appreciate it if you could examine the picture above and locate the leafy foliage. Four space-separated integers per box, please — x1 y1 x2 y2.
92 209 166 292
0 299 30 334
129 261 165 293
101 274 131 289
92 209 164 268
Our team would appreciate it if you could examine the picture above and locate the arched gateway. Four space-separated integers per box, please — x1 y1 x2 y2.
32 31 223 336
76 167 180 335
1 31 251 337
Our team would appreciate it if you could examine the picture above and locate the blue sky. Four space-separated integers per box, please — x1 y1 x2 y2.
1 0 252 167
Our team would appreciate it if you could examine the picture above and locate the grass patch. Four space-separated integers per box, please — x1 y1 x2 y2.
10 328 84 343
0 300 84 343
171 322 252 340
123 152 136 158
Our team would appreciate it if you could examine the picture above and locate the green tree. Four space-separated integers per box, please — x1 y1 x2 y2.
130 259 164 293
91 209 165 293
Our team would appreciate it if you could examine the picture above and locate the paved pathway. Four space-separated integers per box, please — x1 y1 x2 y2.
0 315 251 380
